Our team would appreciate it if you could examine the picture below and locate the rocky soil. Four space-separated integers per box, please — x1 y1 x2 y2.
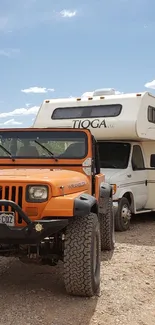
0 213 155 325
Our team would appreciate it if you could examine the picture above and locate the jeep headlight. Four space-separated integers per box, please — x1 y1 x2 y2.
26 185 48 202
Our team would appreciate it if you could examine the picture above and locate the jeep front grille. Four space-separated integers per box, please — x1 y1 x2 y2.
0 185 23 223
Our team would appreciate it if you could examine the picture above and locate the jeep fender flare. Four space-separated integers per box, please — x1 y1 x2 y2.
99 182 113 215
73 193 98 217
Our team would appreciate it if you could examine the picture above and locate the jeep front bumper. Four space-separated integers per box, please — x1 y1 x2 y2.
0 200 68 244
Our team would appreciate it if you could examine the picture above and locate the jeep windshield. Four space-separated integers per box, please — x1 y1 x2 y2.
0 130 88 159
98 142 131 169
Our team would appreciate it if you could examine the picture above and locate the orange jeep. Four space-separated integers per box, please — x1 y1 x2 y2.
0 127 114 297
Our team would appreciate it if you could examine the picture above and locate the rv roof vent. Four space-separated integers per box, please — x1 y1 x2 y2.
81 91 93 97
93 88 115 96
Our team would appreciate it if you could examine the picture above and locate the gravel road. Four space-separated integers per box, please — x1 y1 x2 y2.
0 213 155 325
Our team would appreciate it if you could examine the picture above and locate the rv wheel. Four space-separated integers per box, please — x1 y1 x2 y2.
115 197 131 232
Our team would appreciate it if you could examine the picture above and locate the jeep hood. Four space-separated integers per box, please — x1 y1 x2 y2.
0 168 89 196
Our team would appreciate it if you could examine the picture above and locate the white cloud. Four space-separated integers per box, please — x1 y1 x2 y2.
21 87 55 94
0 48 20 57
60 10 77 18
0 3 78 33
0 106 39 118
145 80 155 90
0 119 22 126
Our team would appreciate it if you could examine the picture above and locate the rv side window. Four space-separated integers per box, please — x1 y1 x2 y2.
148 106 155 123
131 145 145 170
52 104 122 119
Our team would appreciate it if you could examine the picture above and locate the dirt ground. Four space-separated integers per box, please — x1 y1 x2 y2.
0 214 155 325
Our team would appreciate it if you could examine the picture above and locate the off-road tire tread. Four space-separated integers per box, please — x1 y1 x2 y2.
64 213 100 297
99 198 115 251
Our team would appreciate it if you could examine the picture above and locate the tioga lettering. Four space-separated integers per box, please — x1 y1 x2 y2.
72 119 107 129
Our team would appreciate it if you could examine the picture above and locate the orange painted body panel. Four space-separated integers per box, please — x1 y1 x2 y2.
0 169 89 196
0 170 90 226
42 191 88 218
0 128 106 226
95 174 105 201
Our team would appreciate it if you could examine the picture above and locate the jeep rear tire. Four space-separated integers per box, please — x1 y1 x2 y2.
64 213 100 297
115 197 131 231
99 197 115 251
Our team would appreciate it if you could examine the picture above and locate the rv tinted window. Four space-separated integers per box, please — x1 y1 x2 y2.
52 104 122 119
0 130 88 159
148 106 155 123
98 142 131 169
131 145 145 170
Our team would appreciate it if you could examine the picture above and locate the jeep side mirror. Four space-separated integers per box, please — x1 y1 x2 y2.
150 154 155 167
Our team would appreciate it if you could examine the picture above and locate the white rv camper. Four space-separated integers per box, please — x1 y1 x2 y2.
33 89 155 231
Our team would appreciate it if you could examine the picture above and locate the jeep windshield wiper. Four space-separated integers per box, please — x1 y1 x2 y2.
0 144 15 161
34 140 58 161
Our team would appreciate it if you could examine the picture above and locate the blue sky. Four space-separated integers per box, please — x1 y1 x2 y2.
0 0 155 127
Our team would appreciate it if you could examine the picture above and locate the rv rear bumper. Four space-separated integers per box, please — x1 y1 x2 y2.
0 200 68 244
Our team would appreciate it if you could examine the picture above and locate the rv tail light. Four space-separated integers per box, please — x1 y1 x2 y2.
136 93 141 97
112 184 117 195
88 97 93 100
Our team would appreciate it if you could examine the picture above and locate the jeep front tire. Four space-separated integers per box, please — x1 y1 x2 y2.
64 213 100 297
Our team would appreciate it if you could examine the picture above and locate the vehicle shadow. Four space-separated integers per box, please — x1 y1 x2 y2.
116 212 155 247
101 249 114 262
0 259 98 325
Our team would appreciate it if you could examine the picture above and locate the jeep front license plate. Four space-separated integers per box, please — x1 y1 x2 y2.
0 212 15 227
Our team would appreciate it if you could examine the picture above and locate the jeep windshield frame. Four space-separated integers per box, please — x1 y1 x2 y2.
0 129 88 161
